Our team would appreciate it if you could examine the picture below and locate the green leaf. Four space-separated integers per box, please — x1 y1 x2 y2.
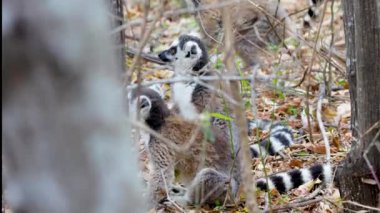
214 57 223 69
284 37 300 47
295 150 309 156
287 106 299 115
210 112 234 121
267 43 280 52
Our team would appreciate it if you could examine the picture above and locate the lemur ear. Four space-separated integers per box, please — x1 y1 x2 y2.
190 45 197 55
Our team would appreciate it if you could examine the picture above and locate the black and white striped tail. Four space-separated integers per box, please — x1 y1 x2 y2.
256 164 332 193
248 119 294 158
303 0 324 27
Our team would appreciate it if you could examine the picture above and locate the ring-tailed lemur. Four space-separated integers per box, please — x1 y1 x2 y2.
129 86 332 208
129 86 241 207
303 0 324 27
185 0 324 66
158 34 294 158
185 0 296 66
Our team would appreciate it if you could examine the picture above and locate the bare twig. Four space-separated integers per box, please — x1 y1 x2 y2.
130 120 202 154
342 200 380 212
125 46 165 65
126 75 304 96
263 197 323 212
363 129 380 190
250 65 260 118
221 5 259 212
293 0 329 88
160 170 186 212
125 2 164 85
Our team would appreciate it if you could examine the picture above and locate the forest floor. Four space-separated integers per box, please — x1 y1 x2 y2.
125 0 351 212
1 0 351 213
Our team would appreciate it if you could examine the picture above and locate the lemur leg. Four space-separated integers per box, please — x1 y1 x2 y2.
148 140 176 206
170 168 231 206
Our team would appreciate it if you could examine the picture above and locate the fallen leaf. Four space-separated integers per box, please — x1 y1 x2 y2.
308 144 327 154
289 159 303 168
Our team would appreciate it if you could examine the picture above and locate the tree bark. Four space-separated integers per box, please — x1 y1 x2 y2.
109 0 126 75
2 0 145 212
336 0 380 212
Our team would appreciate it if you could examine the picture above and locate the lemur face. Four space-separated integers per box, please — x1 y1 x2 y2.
128 93 152 121
128 86 170 130
158 35 208 74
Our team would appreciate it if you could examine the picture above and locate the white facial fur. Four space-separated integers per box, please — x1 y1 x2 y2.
170 40 203 75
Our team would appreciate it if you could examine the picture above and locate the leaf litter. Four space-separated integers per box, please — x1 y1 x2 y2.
125 0 349 212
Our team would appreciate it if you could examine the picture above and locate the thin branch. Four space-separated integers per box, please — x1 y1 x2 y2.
125 46 166 65
126 75 304 97
263 197 323 212
342 201 380 212
160 170 186 212
363 129 380 190
221 5 259 212
125 2 164 85
250 65 260 118
130 120 202 154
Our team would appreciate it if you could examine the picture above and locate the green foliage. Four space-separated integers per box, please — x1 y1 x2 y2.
284 37 300 48
236 59 251 94
214 57 223 69
267 43 280 52
200 112 215 143
287 106 299 115
210 112 234 121
337 79 348 87
245 99 252 109
275 88 285 100
294 150 310 156
213 200 222 210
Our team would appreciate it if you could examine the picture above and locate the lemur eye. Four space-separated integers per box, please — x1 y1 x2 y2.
169 47 177 55
190 45 197 55
140 98 149 109
185 52 190 58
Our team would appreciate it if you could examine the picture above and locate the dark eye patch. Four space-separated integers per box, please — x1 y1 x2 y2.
190 45 197 55
169 47 177 55
139 98 149 109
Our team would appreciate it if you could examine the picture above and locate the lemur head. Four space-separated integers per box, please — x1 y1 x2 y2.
158 34 209 75
128 86 170 130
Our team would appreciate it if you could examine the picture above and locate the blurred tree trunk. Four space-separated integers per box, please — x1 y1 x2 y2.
336 0 380 212
2 0 145 212
109 0 126 74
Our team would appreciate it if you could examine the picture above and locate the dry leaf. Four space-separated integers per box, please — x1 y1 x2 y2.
289 159 303 168
308 144 327 154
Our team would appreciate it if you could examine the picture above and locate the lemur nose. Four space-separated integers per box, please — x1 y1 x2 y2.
158 51 170 62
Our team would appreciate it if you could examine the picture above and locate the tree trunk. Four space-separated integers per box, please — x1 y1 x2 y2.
109 0 126 75
336 0 380 212
2 0 145 212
